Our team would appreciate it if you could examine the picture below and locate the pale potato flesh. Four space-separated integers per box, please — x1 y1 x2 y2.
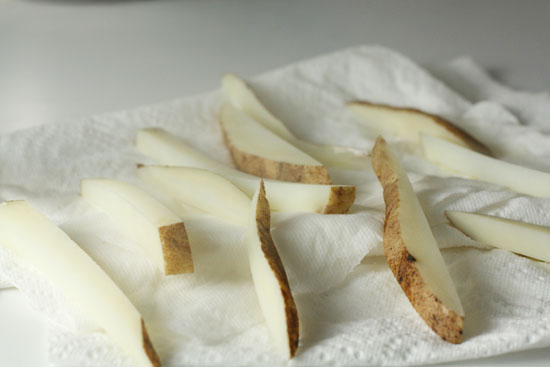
136 128 355 214
137 165 251 227
222 73 368 170
221 104 332 184
289 139 368 171
447 211 550 263
137 128 239 178
398 173 464 317
421 134 550 198
223 73 295 140
221 103 321 166
248 181 299 358
372 137 464 343
81 179 193 275
0 201 160 367
349 101 490 155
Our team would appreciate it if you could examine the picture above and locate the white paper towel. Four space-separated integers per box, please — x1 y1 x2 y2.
1 45 550 366
432 57 550 134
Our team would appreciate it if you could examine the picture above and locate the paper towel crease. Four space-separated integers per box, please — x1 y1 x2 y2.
432 57 550 134
0 45 550 366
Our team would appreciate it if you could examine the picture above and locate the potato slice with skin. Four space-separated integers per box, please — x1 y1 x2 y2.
81 179 193 275
447 211 550 263
0 201 160 367
349 101 491 155
220 103 332 184
372 137 464 344
138 164 353 219
222 73 368 170
136 128 355 214
248 180 299 358
137 165 251 227
421 134 550 198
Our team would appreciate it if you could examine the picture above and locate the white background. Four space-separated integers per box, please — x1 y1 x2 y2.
1 0 549 366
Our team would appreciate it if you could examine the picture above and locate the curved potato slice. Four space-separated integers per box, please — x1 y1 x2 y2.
222 73 368 170
421 134 550 198
349 101 491 155
248 180 299 358
447 211 550 263
81 179 193 275
220 103 331 184
372 137 464 344
0 201 161 366
136 128 355 214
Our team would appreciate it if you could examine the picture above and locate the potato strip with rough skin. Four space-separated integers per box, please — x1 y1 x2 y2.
372 137 464 344
248 180 299 358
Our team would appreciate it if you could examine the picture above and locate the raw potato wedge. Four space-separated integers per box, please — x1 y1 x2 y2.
137 165 251 227
0 201 161 367
136 128 355 214
222 73 368 170
447 211 550 263
372 137 465 343
421 134 550 198
81 179 193 275
248 180 299 358
349 101 491 155
220 103 332 184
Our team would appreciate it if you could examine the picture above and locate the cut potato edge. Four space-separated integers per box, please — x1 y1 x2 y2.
158 222 194 275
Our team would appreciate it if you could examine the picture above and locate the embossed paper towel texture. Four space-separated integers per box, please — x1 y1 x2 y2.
1 46 550 366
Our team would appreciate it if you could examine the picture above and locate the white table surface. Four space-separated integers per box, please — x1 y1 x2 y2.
1 0 549 366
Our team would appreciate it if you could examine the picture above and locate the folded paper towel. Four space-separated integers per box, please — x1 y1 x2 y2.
1 45 550 366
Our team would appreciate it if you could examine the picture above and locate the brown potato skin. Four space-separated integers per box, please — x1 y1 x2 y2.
223 132 332 184
372 137 464 344
159 222 194 275
256 180 300 357
324 186 356 214
142 319 161 367
352 100 492 156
